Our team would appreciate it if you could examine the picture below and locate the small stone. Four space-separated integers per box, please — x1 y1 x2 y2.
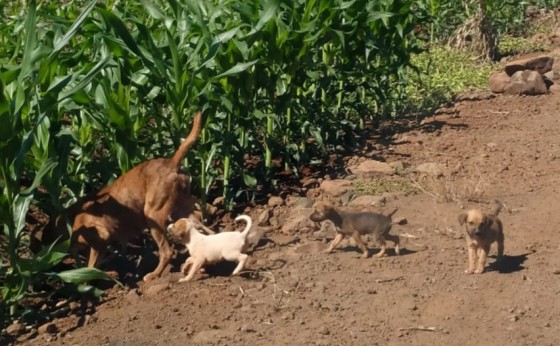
507 315 519 322
350 160 395 178
318 326 330 335
144 283 169 296
257 208 271 226
293 197 315 209
240 325 255 333
268 196 284 207
320 179 354 197
552 269 560 275
6 322 25 336
414 162 444 177
38 322 58 335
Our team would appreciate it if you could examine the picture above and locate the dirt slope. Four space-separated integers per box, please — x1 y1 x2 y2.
14 91 560 346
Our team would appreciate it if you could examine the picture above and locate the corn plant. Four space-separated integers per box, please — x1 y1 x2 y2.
0 0 113 328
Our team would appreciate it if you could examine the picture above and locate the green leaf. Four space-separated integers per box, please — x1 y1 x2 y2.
243 172 257 187
56 267 113 284
215 60 258 78
50 0 97 57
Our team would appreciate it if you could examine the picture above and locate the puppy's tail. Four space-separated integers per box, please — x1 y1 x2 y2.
235 214 253 239
170 111 203 169
385 208 399 219
489 200 503 217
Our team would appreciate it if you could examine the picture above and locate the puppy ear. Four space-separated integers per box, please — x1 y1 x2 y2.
458 213 467 225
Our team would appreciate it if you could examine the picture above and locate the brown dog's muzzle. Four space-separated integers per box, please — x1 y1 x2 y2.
309 211 325 222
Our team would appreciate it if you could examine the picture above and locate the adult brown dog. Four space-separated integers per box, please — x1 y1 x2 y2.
458 201 504 274
309 201 400 258
33 112 203 281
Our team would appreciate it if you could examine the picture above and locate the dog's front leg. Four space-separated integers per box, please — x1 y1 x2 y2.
144 227 173 282
180 258 204 282
465 243 477 274
474 245 490 274
325 233 344 254
181 257 194 276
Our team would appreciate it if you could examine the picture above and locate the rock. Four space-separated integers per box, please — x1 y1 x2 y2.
318 325 330 335
257 208 270 226
414 162 444 177
280 208 316 234
389 161 408 172
268 196 284 207
144 283 169 296
6 322 25 336
348 195 386 207
488 72 510 93
125 288 141 302
349 160 395 178
549 84 560 94
293 197 315 209
544 70 557 81
505 70 548 95
339 190 355 206
38 322 57 335
320 179 354 197
505 55 554 76
301 177 318 187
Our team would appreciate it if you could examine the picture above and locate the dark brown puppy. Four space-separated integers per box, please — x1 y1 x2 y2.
458 201 504 274
309 201 400 258
33 112 203 281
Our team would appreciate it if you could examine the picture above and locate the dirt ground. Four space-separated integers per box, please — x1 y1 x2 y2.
8 65 560 345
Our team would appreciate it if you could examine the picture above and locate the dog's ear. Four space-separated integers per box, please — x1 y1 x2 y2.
458 213 467 225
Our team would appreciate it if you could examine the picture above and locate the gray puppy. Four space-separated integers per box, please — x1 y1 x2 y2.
309 201 400 258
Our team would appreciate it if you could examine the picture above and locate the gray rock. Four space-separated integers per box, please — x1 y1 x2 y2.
505 55 554 76
488 71 510 93
320 179 354 197
505 70 548 95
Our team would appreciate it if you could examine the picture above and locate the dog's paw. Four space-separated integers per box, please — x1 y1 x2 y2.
474 268 485 274
464 269 474 274
143 272 159 282
323 249 333 254
178 276 192 283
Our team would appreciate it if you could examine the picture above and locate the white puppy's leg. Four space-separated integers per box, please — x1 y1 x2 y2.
180 258 204 282
231 253 249 276
181 257 194 276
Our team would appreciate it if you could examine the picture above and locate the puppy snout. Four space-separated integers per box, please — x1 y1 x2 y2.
474 228 482 236
309 211 323 222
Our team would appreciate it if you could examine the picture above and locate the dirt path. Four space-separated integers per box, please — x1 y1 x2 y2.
17 92 560 346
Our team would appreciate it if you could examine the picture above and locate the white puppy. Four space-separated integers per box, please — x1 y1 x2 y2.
167 215 253 282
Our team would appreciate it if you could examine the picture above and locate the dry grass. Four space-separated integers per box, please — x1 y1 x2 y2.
410 169 487 208
353 178 419 196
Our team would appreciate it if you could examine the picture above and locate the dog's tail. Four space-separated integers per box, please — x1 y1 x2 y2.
235 214 253 239
385 208 399 218
170 111 203 169
489 200 503 217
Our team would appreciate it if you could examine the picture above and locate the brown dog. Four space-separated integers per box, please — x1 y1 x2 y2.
33 112 203 281
458 201 504 274
309 201 400 258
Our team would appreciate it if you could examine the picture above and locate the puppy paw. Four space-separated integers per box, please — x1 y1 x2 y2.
323 249 333 254
143 272 159 282
474 268 485 274
464 269 474 274
178 277 191 283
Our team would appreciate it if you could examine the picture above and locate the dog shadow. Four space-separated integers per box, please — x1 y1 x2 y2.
336 245 416 257
488 252 530 274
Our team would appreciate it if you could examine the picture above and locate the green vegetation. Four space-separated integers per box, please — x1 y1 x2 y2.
1 0 559 330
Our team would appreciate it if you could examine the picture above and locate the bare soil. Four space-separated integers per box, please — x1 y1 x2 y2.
10 78 560 346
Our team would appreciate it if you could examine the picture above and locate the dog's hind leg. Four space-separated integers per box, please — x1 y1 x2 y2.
374 238 388 258
496 232 504 261
385 233 400 255
232 254 249 276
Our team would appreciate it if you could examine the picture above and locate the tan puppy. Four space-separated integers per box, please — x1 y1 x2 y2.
167 215 253 282
32 112 203 282
458 202 504 274
309 201 400 258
